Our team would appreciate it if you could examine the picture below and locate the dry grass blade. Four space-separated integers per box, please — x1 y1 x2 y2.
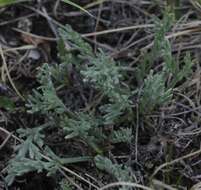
151 148 201 179
0 45 24 100
152 179 177 190
99 182 154 190
190 182 201 190
84 0 109 9
62 0 93 17
0 131 12 150
143 27 201 51
83 24 154 37
0 0 30 7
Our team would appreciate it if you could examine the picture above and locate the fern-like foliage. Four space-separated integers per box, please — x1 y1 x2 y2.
152 11 173 56
6 126 91 185
81 50 132 123
59 179 73 190
59 25 132 124
152 11 192 87
59 25 93 58
140 70 172 113
15 127 45 159
27 63 66 114
6 158 58 186
100 93 132 124
6 10 193 188
136 11 174 84
95 155 133 190
137 10 192 114
81 50 122 95
165 52 193 88
6 126 49 185
110 128 132 144
61 112 104 153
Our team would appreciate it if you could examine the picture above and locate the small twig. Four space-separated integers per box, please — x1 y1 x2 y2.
0 13 36 26
152 179 177 190
0 45 25 100
3 45 36 53
99 182 154 190
60 165 99 189
151 148 201 179
169 105 201 116
83 24 154 37
93 2 103 53
143 27 201 51
135 105 139 162
0 132 12 150
0 127 21 142
53 0 61 18
58 169 83 190
12 28 57 41
41 6 59 38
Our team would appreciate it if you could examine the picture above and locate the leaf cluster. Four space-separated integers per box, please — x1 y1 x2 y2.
5 10 193 188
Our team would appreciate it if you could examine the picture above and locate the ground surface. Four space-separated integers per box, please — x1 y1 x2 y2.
1 0 201 190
